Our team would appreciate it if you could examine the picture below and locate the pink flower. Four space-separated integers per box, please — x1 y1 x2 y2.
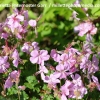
83 34 93 53
50 49 60 62
12 49 20 67
80 54 99 74
30 49 50 65
21 42 32 54
4 70 20 89
18 85 26 90
88 55 99 74
14 25 27 39
80 53 90 71
23 10 28 20
60 80 73 100
21 42 39 54
0 56 10 73
7 13 24 32
41 73 60 88
74 22 97 36
0 32 9 39
71 86 87 99
61 94 68 100
59 53 76 69
54 64 67 79
69 74 87 99
32 42 39 50
29 20 37 27
39 65 48 73
90 25 97 35
92 75 100 91
36 65 48 76
71 74 83 87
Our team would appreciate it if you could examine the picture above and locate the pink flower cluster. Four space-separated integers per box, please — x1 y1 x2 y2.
0 9 37 39
74 22 97 36
0 9 37 90
0 8 99 100
39 45 100 100
23 36 99 99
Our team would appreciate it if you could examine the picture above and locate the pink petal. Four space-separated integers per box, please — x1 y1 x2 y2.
61 94 67 100
29 20 37 27
16 15 24 21
30 50 39 57
4 77 13 89
30 57 38 64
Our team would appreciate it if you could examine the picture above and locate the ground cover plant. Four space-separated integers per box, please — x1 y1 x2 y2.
0 0 100 100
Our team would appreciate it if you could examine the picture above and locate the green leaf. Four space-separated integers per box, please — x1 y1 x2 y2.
93 10 100 16
24 83 34 89
58 22 65 29
78 35 86 41
91 0 100 15
31 97 39 100
40 22 52 37
0 0 12 11
39 1 51 14
28 10 37 19
7 87 18 95
65 0 76 4
33 86 40 93
42 95 54 100
25 75 38 89
22 91 29 100
81 0 93 4
72 7 87 19
26 75 36 83
0 0 18 11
